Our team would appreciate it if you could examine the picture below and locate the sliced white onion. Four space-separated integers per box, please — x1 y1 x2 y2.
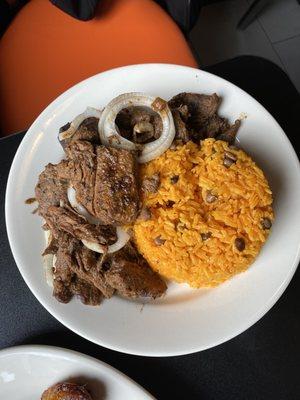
59 107 102 141
67 186 100 225
98 92 175 163
67 186 130 253
82 227 130 254
43 230 54 287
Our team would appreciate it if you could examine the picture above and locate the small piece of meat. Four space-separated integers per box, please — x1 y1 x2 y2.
105 241 167 299
116 106 162 143
59 117 100 149
199 114 230 138
41 382 93 400
46 205 117 245
217 119 241 144
168 92 241 144
172 109 191 142
94 146 139 225
141 173 160 194
169 92 220 127
72 245 114 298
105 258 167 299
35 163 69 218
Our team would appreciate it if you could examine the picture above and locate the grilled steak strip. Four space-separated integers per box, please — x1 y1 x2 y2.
45 205 117 245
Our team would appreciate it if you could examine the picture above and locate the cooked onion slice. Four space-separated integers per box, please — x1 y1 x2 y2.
67 187 130 253
98 92 175 163
67 186 99 225
82 227 130 254
43 230 54 287
59 107 102 141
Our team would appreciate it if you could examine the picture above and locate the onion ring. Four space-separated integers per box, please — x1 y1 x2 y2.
98 92 175 163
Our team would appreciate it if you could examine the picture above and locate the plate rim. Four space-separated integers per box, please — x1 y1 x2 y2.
5 63 300 357
0 344 154 399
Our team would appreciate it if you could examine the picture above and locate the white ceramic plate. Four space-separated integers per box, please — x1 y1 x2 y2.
5 64 300 356
0 345 153 399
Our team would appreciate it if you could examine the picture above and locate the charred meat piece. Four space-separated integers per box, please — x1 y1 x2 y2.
141 173 160 194
116 106 162 143
171 109 190 142
105 242 167 299
168 92 241 143
41 382 93 400
105 258 167 300
169 92 220 126
72 245 114 298
59 117 100 148
216 119 241 144
45 205 117 246
94 146 139 225
35 163 69 219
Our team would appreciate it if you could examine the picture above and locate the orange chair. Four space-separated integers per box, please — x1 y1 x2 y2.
0 0 197 136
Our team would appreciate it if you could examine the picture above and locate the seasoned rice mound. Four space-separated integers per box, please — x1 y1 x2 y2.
133 139 274 287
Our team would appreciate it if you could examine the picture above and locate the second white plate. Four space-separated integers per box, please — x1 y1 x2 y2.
0 345 153 399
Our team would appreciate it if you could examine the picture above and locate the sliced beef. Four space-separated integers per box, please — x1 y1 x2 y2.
45 205 117 246
35 163 69 218
105 258 167 300
52 234 103 305
52 235 78 303
71 277 103 306
72 245 114 298
94 146 139 225
169 92 220 126
57 142 139 225
168 92 240 144
105 242 167 299
116 106 162 143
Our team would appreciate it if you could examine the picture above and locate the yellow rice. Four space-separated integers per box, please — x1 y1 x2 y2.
133 139 274 288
